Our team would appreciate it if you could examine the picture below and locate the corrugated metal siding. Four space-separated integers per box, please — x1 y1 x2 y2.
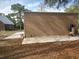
0 16 14 25
24 12 78 37
5 24 14 30
0 21 5 31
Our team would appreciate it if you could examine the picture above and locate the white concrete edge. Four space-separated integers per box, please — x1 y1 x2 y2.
22 36 79 44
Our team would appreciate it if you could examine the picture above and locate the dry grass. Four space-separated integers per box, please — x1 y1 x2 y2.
0 31 23 46
0 30 23 39
1 40 79 59
0 31 17 39
0 38 23 46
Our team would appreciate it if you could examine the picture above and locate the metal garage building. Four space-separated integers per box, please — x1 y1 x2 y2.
0 15 14 31
24 12 78 37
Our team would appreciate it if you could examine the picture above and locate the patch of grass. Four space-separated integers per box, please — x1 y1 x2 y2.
0 31 15 35
0 31 16 39
0 30 23 39
0 30 23 46
0 38 23 46
0 31 16 38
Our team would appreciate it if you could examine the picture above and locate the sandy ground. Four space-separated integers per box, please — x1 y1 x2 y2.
22 36 79 44
1 40 79 59
0 31 18 39
4 32 24 39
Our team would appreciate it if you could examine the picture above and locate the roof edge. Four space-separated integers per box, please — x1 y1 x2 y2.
24 12 79 14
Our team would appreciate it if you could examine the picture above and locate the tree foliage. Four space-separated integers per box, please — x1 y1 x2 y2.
11 3 31 30
65 6 79 13
11 3 25 30
0 13 5 16
6 13 16 27
65 5 79 29
44 0 79 8
11 3 25 12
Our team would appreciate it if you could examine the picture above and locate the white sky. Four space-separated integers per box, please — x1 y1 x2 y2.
0 0 73 15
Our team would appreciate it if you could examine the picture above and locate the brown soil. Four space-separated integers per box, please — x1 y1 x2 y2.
0 38 23 46
1 40 79 59
0 31 18 39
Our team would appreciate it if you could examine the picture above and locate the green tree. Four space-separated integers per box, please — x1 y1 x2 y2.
6 13 16 27
65 5 79 13
65 5 79 31
44 0 79 8
0 13 5 16
16 19 24 29
11 3 25 30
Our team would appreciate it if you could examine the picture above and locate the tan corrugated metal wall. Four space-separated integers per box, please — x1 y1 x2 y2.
0 21 5 31
24 12 78 37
